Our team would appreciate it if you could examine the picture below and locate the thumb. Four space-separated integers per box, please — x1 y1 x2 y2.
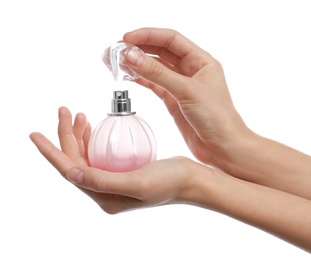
126 49 190 100
66 167 141 197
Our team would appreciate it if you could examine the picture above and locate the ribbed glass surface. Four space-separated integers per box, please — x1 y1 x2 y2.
88 115 157 172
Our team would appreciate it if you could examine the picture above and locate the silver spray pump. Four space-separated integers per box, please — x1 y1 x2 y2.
108 90 136 116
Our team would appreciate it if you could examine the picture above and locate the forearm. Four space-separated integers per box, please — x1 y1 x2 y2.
213 130 311 200
189 168 311 252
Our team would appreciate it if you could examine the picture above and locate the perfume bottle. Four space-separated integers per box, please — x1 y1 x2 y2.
102 42 144 81
88 90 157 172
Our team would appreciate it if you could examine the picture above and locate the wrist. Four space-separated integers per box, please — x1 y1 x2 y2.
210 121 259 178
176 159 225 209
208 110 254 167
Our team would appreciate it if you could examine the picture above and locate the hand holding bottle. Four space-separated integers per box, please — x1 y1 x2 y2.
30 107 311 252
29 107 214 213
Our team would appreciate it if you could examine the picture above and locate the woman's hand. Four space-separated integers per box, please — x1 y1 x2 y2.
123 28 249 165
123 28 311 201
29 107 213 214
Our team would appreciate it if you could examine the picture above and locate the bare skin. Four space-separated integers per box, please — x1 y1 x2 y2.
30 28 311 252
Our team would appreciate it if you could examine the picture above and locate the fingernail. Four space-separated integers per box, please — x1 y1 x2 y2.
126 49 145 67
67 168 84 184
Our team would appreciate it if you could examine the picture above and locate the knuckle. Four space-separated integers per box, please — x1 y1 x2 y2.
144 59 165 81
209 58 224 73
88 172 107 192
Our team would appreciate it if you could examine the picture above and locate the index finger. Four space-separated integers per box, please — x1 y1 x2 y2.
123 27 203 58
29 132 74 176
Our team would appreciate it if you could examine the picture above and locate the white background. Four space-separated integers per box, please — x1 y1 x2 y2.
1 0 311 258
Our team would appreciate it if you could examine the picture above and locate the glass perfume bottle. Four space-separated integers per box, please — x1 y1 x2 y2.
88 90 157 172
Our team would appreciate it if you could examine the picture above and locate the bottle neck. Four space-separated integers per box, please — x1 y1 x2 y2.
107 90 136 116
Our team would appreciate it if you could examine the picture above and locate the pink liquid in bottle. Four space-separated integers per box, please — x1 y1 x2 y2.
88 90 157 172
